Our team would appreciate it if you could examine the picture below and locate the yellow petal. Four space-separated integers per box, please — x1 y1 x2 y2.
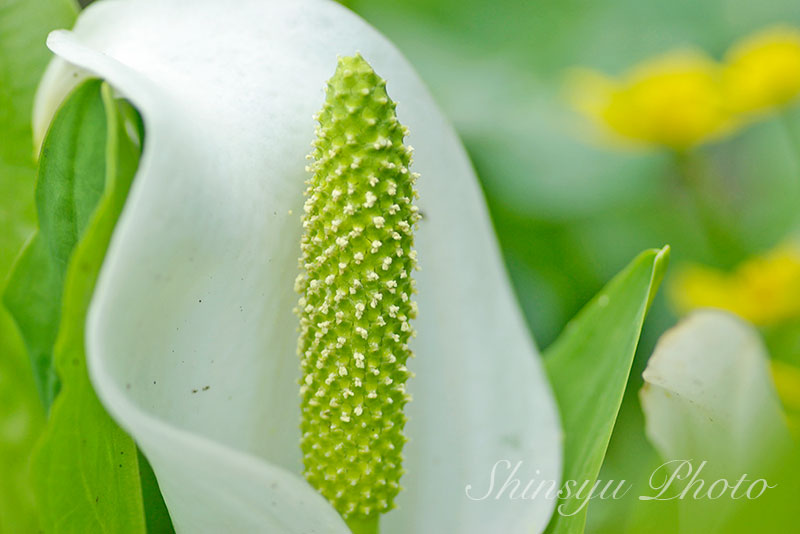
669 244 800 326
724 25 800 114
567 50 735 150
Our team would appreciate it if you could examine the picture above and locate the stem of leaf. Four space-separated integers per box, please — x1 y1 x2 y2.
346 516 379 534
672 150 747 267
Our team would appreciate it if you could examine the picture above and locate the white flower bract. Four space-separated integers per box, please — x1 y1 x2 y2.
35 0 563 532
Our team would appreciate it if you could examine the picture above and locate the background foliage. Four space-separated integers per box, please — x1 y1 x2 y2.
0 0 77 531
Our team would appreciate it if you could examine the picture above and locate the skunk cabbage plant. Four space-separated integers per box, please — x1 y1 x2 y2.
28 0 564 531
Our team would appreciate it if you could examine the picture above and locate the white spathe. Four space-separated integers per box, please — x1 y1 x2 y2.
640 310 793 532
35 0 562 532
641 309 791 473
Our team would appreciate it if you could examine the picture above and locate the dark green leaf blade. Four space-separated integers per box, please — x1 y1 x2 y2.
544 246 669 534
138 450 176 534
3 235 62 405
25 81 147 534
4 79 108 409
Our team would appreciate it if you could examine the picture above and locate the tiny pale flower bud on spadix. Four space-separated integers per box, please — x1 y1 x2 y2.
295 54 419 526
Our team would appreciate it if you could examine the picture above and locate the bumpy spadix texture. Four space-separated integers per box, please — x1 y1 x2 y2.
296 55 419 520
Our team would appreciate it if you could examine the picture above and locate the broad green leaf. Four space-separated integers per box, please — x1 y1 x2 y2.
0 1 77 531
26 80 146 533
544 245 669 534
5 79 107 408
3 237 62 404
0 304 44 533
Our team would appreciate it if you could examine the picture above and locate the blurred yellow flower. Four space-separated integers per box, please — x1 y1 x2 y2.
670 244 800 326
724 25 800 114
567 51 734 150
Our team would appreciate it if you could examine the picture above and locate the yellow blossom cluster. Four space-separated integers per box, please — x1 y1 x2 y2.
569 25 800 150
670 244 800 326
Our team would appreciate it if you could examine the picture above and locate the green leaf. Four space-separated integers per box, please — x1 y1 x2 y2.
22 80 147 533
0 301 45 532
138 448 176 534
5 79 108 408
0 1 77 531
543 245 670 534
3 236 62 405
